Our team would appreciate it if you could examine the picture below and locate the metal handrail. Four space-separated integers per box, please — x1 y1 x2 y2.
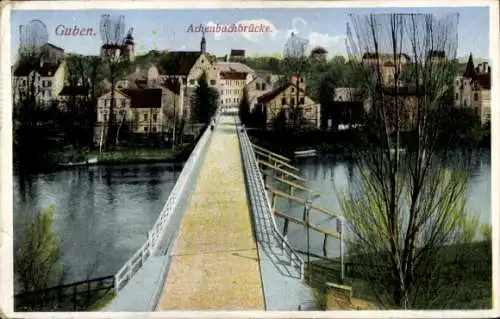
237 120 305 279
114 116 217 292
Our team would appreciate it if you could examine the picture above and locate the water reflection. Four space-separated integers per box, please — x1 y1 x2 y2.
274 151 491 259
13 163 180 292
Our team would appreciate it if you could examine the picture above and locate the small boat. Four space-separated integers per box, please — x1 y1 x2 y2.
294 148 318 158
58 161 87 167
58 157 99 167
87 157 99 165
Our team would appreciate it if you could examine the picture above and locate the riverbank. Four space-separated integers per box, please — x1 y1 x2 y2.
306 240 491 309
85 144 193 166
247 127 490 158
14 143 194 174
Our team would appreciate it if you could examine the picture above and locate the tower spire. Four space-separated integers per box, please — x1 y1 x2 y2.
463 52 476 79
200 30 206 53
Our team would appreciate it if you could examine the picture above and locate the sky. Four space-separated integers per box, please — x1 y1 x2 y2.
10 6 490 64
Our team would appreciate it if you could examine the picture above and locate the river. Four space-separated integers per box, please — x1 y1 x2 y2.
13 151 491 291
13 163 180 292
273 150 491 259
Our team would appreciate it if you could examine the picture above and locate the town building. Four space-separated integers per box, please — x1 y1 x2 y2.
57 85 91 110
255 76 321 129
94 84 183 145
362 52 411 86
245 74 274 112
216 62 255 109
454 53 491 124
159 35 218 121
100 29 135 62
324 88 364 130
229 49 245 62
12 60 66 106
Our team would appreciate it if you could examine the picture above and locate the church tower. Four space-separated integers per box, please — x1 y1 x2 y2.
200 31 206 54
124 29 135 62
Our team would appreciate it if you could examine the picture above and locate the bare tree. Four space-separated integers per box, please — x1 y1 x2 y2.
282 32 310 128
99 14 129 150
338 13 488 309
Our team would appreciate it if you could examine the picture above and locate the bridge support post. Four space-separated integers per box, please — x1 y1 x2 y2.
271 193 277 212
322 234 328 257
283 219 289 237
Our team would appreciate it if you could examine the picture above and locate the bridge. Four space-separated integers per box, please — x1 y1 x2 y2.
101 110 345 311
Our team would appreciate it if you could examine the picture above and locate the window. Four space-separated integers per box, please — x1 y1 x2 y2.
103 114 108 121
299 97 304 105
281 97 286 105
291 87 295 93
121 100 126 108
455 93 459 100
144 113 148 121
262 83 266 90
300 78 304 83
22 80 26 86
201 59 204 64
153 114 157 121
210 79 216 85
291 98 295 106
474 93 479 101
144 126 149 132
47 80 52 87
42 80 45 87
221 99 224 105
463 99 467 107
152 127 157 132
189 79 195 85
256 83 261 90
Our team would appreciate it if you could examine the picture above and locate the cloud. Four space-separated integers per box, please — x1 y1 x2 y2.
205 19 279 42
285 17 308 38
308 32 345 51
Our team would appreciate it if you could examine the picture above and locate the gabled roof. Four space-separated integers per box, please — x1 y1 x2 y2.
362 52 411 61
257 83 306 104
474 73 491 90
463 53 476 79
13 61 60 77
42 42 65 52
121 88 163 108
216 62 254 73
427 50 446 59
220 72 247 80
160 51 203 76
101 44 124 50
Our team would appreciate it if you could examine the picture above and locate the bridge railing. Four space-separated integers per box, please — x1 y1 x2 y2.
237 119 305 280
114 113 219 292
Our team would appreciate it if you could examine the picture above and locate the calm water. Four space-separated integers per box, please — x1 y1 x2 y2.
14 151 491 290
13 163 180 291
274 151 491 259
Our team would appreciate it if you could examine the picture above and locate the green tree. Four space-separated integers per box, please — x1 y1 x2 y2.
15 205 63 292
238 88 251 125
191 71 219 124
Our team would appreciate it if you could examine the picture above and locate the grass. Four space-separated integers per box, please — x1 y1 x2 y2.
88 290 116 311
305 241 492 310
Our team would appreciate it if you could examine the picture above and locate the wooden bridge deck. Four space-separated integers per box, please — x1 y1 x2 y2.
157 116 265 310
